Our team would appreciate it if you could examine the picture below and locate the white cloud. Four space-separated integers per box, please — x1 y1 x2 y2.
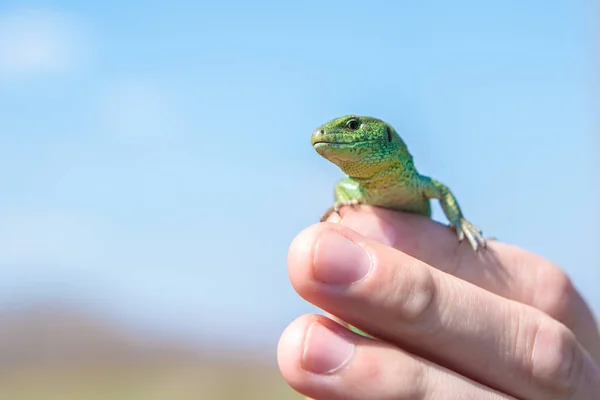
0 8 86 78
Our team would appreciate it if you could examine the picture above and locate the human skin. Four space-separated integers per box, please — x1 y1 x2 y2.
278 207 600 399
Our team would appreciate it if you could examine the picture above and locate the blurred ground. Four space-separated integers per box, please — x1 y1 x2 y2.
0 304 299 399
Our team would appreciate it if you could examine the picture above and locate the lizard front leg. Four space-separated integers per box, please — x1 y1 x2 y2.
420 176 486 252
320 177 364 222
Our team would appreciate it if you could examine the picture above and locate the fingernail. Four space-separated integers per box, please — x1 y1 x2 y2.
313 231 372 285
302 322 354 374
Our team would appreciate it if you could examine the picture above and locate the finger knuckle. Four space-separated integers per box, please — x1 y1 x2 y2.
532 264 576 326
530 318 584 398
397 361 429 399
385 261 436 324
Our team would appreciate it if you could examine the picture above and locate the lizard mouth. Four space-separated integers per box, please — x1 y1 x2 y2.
312 140 371 147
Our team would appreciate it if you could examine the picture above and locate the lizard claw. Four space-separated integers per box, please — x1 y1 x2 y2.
455 218 487 252
455 227 465 242
320 199 360 222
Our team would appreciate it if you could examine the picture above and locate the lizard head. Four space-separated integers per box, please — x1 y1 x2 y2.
311 115 411 178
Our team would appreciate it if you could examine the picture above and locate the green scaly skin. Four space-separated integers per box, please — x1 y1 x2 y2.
311 115 486 252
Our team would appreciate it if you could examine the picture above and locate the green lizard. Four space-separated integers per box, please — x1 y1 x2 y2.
312 115 486 252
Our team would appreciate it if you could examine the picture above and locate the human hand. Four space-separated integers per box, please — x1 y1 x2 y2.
278 207 600 399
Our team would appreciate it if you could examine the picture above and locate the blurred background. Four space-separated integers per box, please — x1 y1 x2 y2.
0 1 597 398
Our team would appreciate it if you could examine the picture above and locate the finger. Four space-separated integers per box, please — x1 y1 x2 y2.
336 206 600 362
287 223 600 400
278 315 515 400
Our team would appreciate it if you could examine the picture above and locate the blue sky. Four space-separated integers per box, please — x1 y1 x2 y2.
0 1 597 354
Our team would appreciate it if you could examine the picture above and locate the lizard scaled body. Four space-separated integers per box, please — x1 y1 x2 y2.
311 115 486 252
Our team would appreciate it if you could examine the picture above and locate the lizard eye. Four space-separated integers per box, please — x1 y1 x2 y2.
346 119 359 130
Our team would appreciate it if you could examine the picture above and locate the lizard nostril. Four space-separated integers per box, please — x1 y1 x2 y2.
319 129 325 135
